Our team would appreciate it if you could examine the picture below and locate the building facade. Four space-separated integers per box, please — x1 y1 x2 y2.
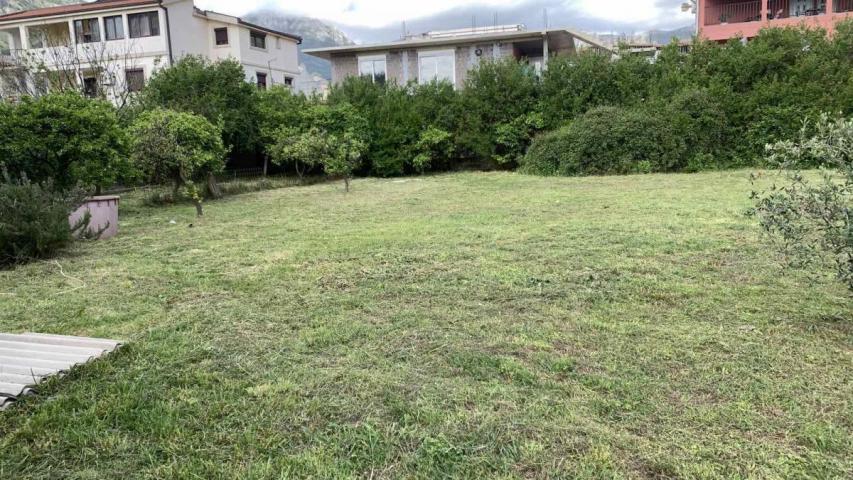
698 0 853 41
304 25 608 89
0 0 301 102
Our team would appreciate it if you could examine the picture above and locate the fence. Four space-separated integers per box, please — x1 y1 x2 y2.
705 1 762 25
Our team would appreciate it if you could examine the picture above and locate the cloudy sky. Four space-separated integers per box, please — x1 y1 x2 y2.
195 0 695 39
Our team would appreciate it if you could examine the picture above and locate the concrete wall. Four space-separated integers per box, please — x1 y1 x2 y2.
329 39 543 88
331 52 358 84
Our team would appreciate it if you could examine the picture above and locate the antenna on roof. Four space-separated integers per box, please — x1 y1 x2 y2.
543 8 549 29
471 15 476 32
494 13 498 28
401 21 406 39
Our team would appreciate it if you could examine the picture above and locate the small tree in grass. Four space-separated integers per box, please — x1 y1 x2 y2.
130 108 226 216
326 130 367 192
267 126 329 181
752 114 852 291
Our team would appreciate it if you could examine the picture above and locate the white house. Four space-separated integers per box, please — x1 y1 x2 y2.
0 0 301 102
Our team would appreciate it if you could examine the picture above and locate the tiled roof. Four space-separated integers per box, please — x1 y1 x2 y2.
0 0 159 23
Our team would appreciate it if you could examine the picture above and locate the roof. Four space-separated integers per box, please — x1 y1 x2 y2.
0 0 158 22
193 7 301 43
304 27 610 59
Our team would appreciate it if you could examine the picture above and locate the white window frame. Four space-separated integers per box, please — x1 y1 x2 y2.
417 49 456 86
357 54 387 84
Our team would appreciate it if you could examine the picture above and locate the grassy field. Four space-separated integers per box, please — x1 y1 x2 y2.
0 171 850 479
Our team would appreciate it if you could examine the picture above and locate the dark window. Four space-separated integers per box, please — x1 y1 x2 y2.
250 31 266 49
104 15 124 40
214 27 228 45
74 18 100 43
83 77 98 97
126 69 145 92
284 77 293 86
128 12 160 38
256 72 267 90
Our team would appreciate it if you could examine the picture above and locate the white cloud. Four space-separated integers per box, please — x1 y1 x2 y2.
194 0 692 28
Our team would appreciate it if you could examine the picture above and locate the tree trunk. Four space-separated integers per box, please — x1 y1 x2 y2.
206 172 222 199
295 162 305 184
263 156 268 177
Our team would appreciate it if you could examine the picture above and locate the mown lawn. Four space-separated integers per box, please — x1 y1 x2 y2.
0 171 850 479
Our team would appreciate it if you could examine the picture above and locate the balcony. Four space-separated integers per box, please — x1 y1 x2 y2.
700 0 853 40
705 1 762 26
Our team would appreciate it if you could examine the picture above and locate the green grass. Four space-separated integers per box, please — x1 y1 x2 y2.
1 171 850 479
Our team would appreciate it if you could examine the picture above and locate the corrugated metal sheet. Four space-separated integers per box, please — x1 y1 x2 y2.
0 333 122 410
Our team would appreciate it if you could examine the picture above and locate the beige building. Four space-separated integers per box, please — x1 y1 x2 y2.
304 25 607 89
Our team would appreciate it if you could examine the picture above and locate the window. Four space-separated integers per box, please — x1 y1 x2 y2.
418 49 455 85
126 69 145 93
256 72 267 90
104 15 124 41
214 27 228 46
358 55 386 84
284 76 293 87
28 26 49 49
74 18 100 44
128 12 160 38
250 31 266 49
83 77 98 98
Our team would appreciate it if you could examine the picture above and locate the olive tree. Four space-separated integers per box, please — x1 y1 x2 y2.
130 108 226 216
752 114 852 290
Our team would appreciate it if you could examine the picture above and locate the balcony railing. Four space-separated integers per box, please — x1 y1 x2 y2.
836 0 853 12
705 1 762 25
768 0 791 19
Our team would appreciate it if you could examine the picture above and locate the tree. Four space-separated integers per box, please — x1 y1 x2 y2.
141 56 260 161
130 108 226 216
0 92 131 194
752 114 852 291
267 126 328 181
326 130 367 192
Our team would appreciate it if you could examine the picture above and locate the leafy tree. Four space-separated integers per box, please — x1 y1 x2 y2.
463 59 540 165
326 130 368 192
752 114 852 290
0 93 130 194
141 56 260 161
413 127 454 173
267 126 328 180
130 108 226 216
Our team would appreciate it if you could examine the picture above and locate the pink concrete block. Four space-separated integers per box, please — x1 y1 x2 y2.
68 196 120 240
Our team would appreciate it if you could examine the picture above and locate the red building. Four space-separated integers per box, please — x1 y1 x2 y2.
698 0 853 41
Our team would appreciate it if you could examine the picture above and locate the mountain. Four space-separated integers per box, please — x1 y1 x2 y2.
244 10 353 80
647 26 696 44
0 0 76 13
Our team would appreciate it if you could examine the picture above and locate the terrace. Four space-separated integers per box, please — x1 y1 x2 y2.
700 0 853 40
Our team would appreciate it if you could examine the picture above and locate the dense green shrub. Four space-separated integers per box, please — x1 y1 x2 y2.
521 106 686 176
0 93 131 193
752 115 852 290
130 108 226 215
142 56 260 161
0 175 86 267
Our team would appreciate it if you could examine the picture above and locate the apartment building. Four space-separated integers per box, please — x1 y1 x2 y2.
0 0 301 101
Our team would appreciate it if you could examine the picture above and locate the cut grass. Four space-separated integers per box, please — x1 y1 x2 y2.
0 170 850 479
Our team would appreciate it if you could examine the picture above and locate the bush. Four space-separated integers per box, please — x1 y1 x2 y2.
0 175 86 267
130 108 226 215
752 114 852 290
0 93 131 193
142 56 260 161
520 106 686 176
